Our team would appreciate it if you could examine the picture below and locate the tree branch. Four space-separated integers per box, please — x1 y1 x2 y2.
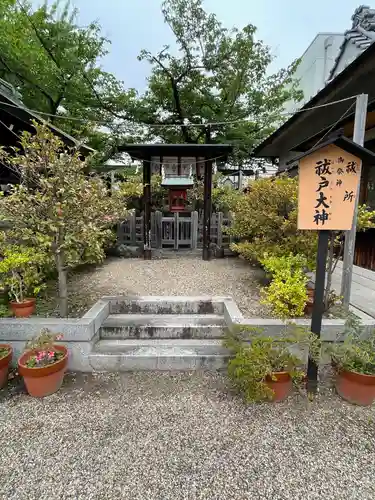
151 54 192 143
0 54 56 112
17 0 63 74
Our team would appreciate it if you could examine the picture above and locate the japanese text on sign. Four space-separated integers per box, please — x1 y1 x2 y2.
298 144 361 230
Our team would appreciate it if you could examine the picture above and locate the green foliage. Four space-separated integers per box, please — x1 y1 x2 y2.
0 124 127 315
229 177 318 268
354 204 375 231
328 312 375 375
0 304 11 318
260 254 308 318
230 179 375 273
0 246 45 303
119 174 168 212
132 0 302 165
0 0 136 152
187 174 242 213
0 345 10 359
224 325 320 402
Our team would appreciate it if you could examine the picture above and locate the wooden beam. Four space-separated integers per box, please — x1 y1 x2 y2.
202 158 213 260
143 157 152 259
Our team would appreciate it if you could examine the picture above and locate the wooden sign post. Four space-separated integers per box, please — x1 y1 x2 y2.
293 136 375 393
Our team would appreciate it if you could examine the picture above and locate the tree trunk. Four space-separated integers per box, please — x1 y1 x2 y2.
56 250 68 317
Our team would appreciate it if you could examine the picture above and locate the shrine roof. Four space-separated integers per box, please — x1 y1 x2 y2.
161 176 194 187
118 143 232 161
287 136 375 165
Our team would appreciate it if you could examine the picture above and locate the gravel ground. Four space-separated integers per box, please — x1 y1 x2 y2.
42 256 269 317
0 371 375 500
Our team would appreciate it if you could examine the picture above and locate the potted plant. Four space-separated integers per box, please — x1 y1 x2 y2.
0 247 45 317
305 284 315 315
328 312 375 406
0 344 12 388
224 325 320 402
18 329 67 397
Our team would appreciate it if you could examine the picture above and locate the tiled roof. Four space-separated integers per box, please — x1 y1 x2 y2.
329 5 375 80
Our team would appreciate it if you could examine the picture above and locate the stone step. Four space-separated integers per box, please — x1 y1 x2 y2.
100 324 225 340
103 296 228 315
94 338 228 353
89 339 229 371
102 314 225 327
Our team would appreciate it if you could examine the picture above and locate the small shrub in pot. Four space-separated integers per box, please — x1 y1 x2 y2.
328 312 375 406
224 325 320 402
0 246 45 317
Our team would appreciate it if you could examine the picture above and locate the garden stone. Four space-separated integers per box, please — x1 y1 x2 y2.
112 244 141 258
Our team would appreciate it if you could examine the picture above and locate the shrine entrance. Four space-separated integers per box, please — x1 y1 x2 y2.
118 143 233 260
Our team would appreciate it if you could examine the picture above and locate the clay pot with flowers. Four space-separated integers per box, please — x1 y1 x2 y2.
0 344 12 389
18 329 67 397
0 247 45 318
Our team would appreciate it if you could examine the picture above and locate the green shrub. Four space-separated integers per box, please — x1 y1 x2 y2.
328 312 375 375
228 176 317 268
229 179 375 272
260 254 308 318
0 246 45 303
224 325 320 402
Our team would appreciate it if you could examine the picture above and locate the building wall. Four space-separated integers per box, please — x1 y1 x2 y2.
283 33 344 114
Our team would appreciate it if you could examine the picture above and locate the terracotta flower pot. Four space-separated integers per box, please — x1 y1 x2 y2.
0 344 12 389
265 371 292 402
10 298 36 318
304 287 315 315
18 345 68 398
335 369 375 406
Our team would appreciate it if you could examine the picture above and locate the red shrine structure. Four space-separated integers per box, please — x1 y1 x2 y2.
118 143 233 260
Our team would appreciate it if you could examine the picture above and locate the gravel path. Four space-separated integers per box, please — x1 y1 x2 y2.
65 256 268 317
1 371 375 500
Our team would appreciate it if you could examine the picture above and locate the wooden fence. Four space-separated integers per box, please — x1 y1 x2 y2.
117 211 232 249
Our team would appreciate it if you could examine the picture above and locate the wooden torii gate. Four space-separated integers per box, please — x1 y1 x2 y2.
118 143 233 260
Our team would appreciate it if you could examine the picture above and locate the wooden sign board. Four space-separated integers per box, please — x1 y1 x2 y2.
298 144 361 230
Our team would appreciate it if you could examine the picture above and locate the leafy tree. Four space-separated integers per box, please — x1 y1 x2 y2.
0 0 137 153
119 174 168 212
0 123 127 316
134 0 302 166
187 173 242 213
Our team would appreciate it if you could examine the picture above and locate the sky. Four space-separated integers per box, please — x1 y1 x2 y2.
33 0 364 91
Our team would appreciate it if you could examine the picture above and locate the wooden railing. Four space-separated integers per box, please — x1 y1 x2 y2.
117 211 232 249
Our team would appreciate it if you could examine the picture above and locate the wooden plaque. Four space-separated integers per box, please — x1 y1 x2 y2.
298 144 361 230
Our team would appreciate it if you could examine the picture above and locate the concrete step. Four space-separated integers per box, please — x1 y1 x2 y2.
100 324 225 340
103 296 227 315
99 313 225 339
102 314 225 327
89 339 229 371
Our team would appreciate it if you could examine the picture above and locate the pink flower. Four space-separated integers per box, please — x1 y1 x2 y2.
56 335 63 341
48 351 54 358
